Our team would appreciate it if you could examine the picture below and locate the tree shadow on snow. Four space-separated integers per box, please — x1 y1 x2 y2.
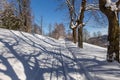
0 31 82 80
65 41 120 80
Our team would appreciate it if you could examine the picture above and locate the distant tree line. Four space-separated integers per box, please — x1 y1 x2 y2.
0 0 32 32
47 23 66 39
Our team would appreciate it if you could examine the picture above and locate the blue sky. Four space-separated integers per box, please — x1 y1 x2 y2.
31 0 66 26
31 0 108 36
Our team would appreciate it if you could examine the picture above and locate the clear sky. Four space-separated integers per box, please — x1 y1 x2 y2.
31 0 108 36
31 0 66 31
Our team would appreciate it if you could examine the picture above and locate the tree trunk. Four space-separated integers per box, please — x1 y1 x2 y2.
107 13 119 62
72 28 77 43
78 27 83 48
77 0 86 48
17 0 32 33
99 0 119 62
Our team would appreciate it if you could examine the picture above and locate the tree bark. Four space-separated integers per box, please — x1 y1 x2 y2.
78 27 83 48
107 13 119 62
99 0 119 62
72 28 77 43
77 0 86 48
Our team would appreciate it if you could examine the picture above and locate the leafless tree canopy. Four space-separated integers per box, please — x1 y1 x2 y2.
51 23 66 39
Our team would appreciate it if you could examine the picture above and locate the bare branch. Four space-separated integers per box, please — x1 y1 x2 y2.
86 4 99 10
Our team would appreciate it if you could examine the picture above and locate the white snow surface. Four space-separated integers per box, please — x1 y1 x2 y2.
0 28 120 80
105 0 118 11
71 22 77 29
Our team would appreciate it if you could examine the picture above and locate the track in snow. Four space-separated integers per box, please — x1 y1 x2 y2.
65 40 95 80
47 40 84 80
50 40 94 80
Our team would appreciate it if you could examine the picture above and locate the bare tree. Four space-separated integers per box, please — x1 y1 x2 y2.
17 0 32 32
77 0 86 48
99 0 120 62
66 0 77 43
40 16 43 35
93 32 97 37
66 30 73 41
51 23 66 39
48 23 52 37
66 0 86 48
83 28 90 42
33 23 42 34
97 31 102 37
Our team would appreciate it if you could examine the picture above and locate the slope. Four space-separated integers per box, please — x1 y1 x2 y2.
0 28 120 80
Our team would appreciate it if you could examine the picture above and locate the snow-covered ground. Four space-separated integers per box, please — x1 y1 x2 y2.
0 28 120 80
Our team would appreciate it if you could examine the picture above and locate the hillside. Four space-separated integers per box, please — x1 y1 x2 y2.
87 35 108 47
0 28 120 80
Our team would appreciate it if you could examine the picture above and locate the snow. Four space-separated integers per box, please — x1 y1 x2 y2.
0 28 120 80
71 22 77 29
105 0 118 11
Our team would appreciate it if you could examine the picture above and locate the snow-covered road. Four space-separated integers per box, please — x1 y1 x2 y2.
0 28 120 80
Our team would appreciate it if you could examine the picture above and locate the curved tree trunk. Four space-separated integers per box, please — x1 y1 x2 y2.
99 0 119 62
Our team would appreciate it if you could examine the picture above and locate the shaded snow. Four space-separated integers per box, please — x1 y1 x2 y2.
0 28 120 80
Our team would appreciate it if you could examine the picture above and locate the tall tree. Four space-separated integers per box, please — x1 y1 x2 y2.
33 23 42 34
48 23 52 37
77 0 86 48
83 28 90 42
51 23 66 39
97 31 102 37
0 1 22 30
66 0 77 43
99 0 120 62
40 16 43 35
66 0 86 48
93 32 97 37
17 0 32 32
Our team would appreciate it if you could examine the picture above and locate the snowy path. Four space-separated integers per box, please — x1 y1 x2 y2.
43 40 84 80
65 41 120 80
0 29 120 80
65 41 94 80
